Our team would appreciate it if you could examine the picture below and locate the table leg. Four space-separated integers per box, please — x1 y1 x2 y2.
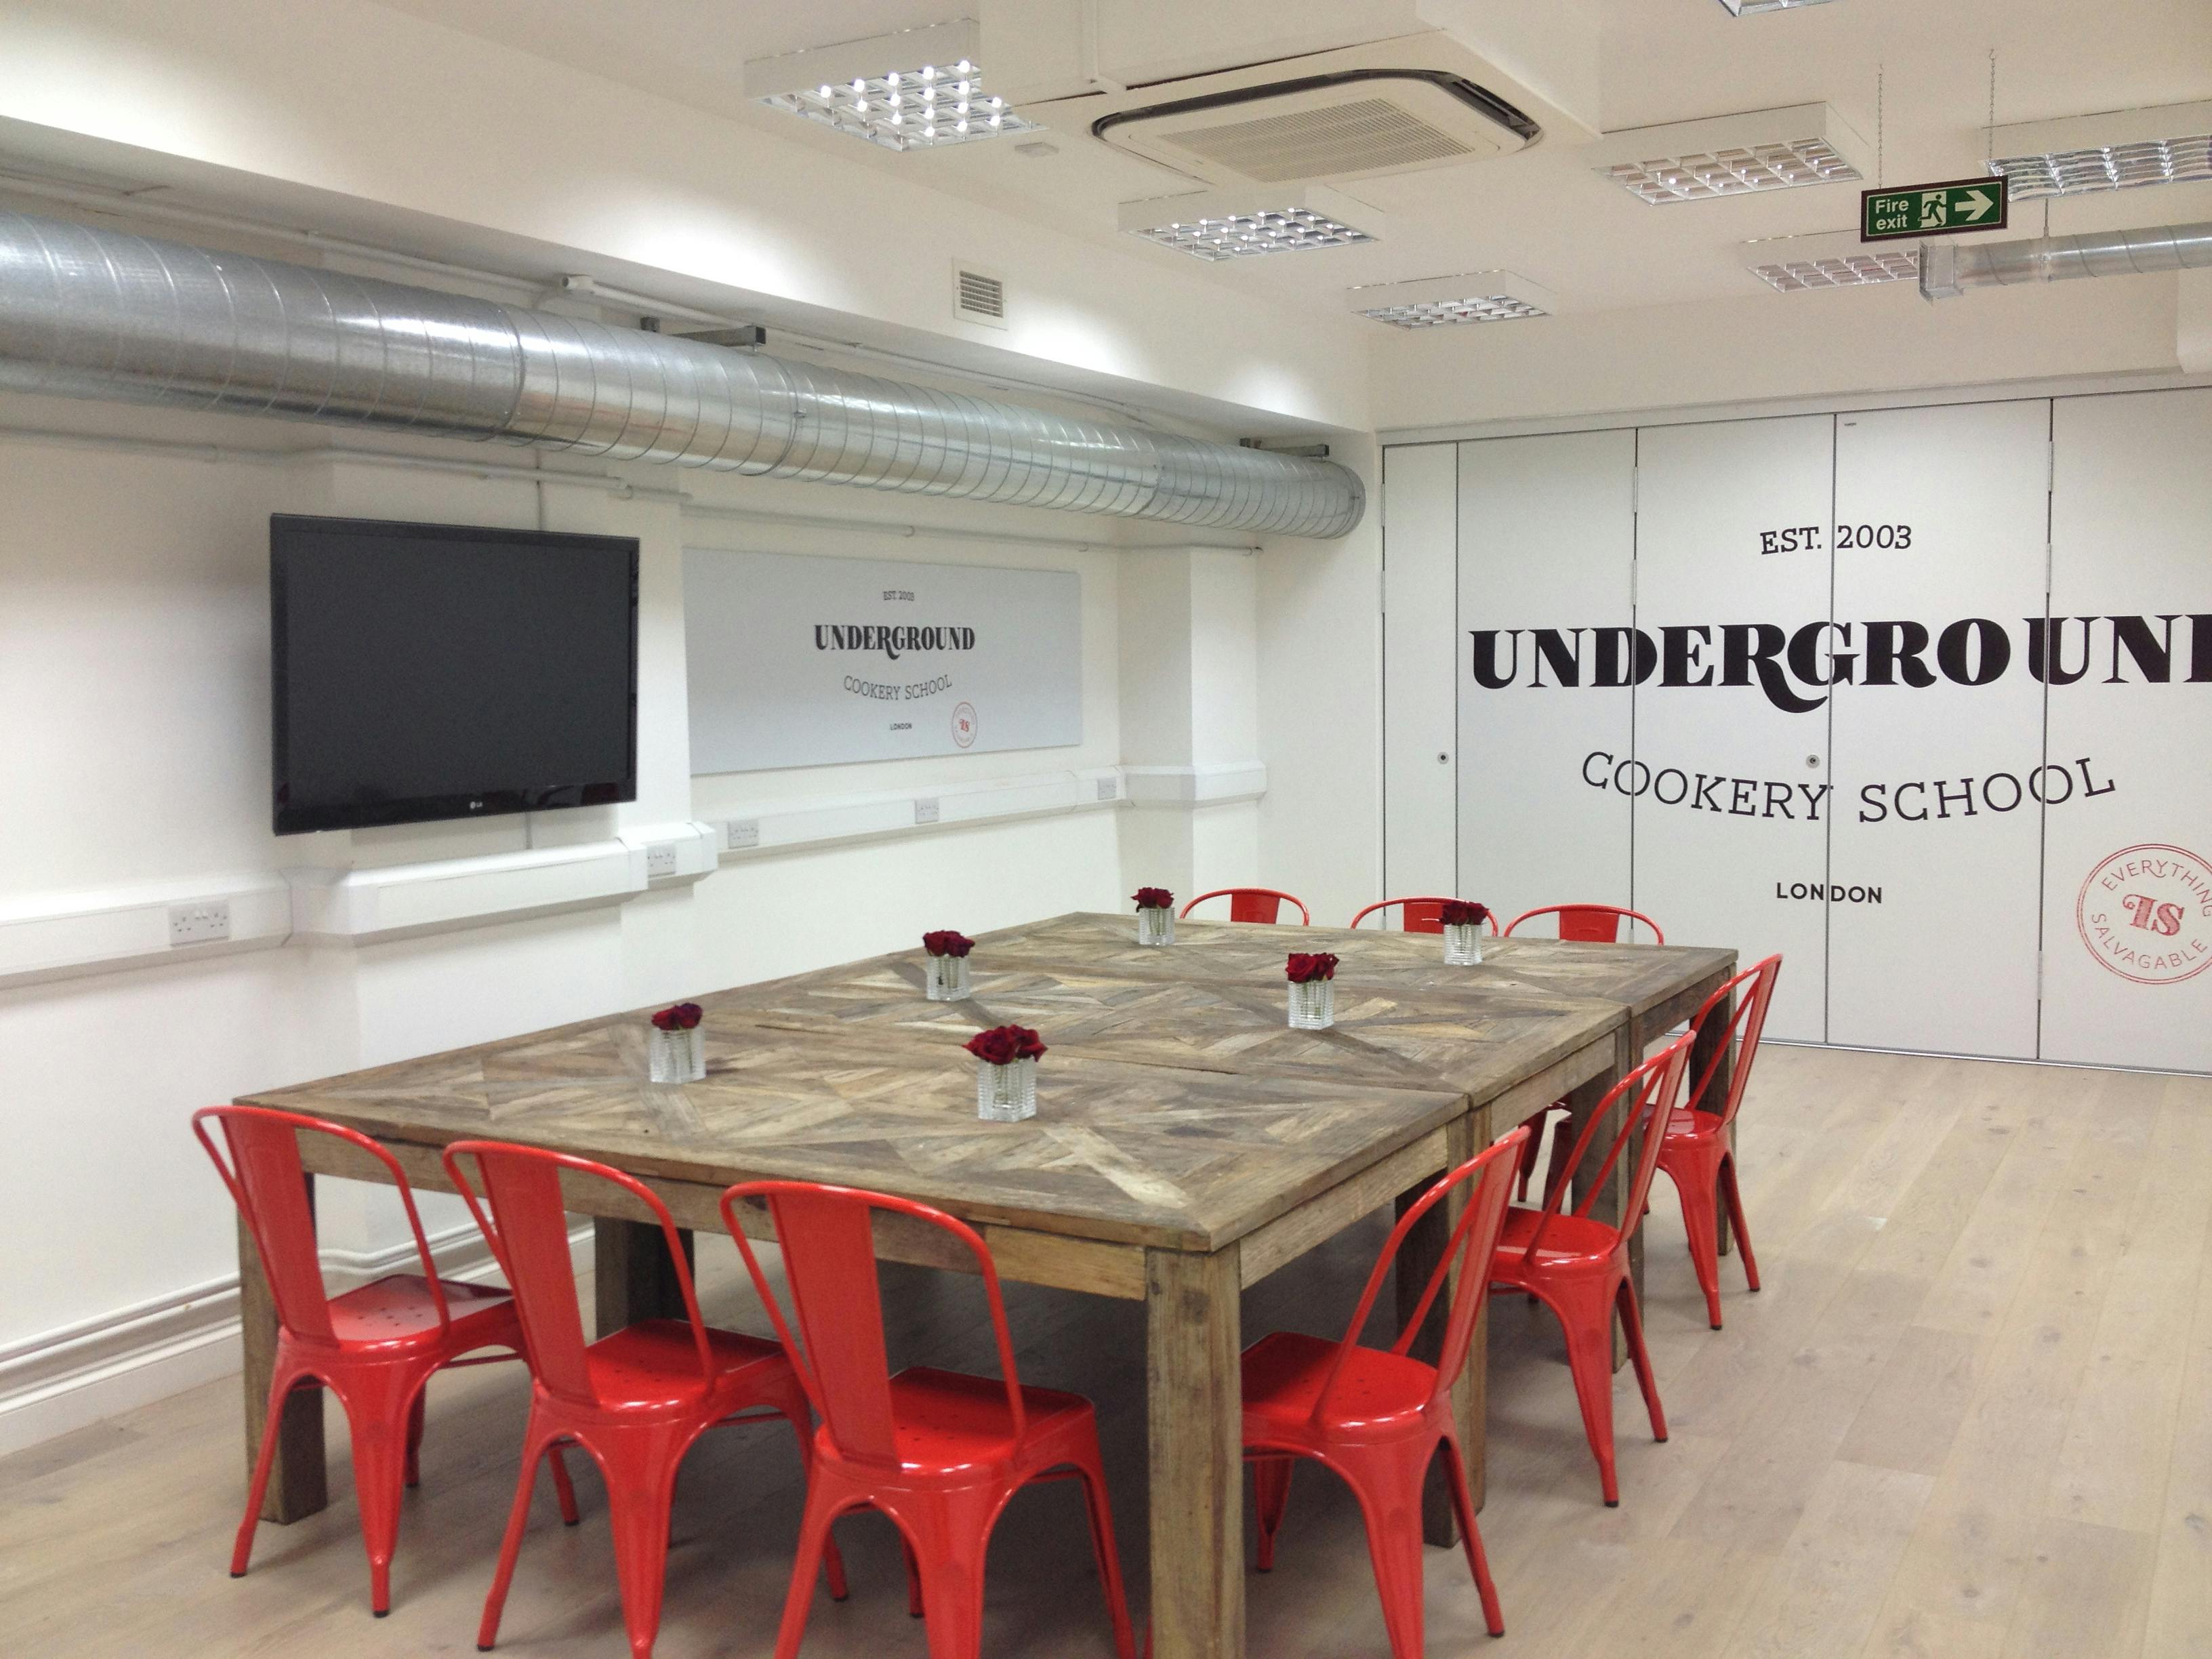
1147 1244 1243 1659
593 1218 696 1335
1689 989 1739 1256
1397 1113 1481 1540
1566 1022 1639 1370
239 1185 327 1522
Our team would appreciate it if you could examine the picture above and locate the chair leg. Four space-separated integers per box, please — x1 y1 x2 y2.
1618 1280 1667 1443
773 1487 847 1659
477 1425 556 1651
903 1537 925 1618
604 1458 680 1659
1721 1156 1761 1292
346 1401 411 1617
1439 1435 1504 1637
548 1441 581 1525
1336 1442 1433 1659
904 1497 997 1659
1551 1292 1623 1506
231 1366 308 1578
783 1408 848 1602
1667 1156 1726 1329
1252 1456 1295 1572
1072 1450 1139 1659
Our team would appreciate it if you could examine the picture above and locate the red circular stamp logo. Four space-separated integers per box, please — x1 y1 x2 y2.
951 701 978 749
2076 844 2212 985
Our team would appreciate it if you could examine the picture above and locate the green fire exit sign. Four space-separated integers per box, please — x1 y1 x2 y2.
1861 176 2009 242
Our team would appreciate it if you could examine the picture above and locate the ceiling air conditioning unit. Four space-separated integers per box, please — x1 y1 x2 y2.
1025 33 1591 190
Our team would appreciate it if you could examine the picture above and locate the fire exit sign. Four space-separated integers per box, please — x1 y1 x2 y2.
1861 176 2009 242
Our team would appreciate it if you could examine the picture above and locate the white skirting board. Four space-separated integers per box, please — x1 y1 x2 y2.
0 1224 592 1458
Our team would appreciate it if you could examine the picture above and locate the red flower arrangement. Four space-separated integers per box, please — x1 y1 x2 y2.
1132 887 1175 911
1439 901 1490 928
651 1002 703 1031
965 1025 1048 1065
922 930 975 958
1286 952 1339 984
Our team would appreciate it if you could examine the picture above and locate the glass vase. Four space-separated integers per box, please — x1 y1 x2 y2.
649 1026 705 1084
1136 905 1174 947
975 1055 1038 1122
925 953 972 1000
1288 978 1336 1030
1443 922 1484 966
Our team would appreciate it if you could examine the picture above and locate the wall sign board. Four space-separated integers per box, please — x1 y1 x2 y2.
1414 386 2210 1073
684 550 1082 774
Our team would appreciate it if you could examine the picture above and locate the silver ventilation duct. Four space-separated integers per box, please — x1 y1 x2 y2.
1921 220 2212 300
0 211 1363 539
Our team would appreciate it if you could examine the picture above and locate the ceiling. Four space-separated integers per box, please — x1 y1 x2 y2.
371 0 2212 323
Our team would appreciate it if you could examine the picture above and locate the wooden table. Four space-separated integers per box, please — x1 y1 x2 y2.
230 914 1733 1659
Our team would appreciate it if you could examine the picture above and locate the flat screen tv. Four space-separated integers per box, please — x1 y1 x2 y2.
271 514 638 836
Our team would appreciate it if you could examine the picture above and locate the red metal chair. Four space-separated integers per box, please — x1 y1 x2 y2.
1502 904 1666 945
1488 1036 1693 1507
1244 1127 1531 1655
1179 887 1311 924
193 1105 572 1618
1347 897 1501 935
1660 956 1781 1329
719 1179 1137 1659
448 1143 845 1659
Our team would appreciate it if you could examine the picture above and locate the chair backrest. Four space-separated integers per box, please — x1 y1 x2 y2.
1515 1035 1694 1264
1307 1128 1530 1426
445 1141 715 1408
1503 903 1665 945
1348 897 1498 935
194 1105 447 1346
720 1181 1027 1467
1682 954 1782 1133
1179 887 1311 925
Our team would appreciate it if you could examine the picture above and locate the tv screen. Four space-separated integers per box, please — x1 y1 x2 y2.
271 514 638 835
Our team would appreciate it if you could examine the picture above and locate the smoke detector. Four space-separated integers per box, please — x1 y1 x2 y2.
1019 32 1577 190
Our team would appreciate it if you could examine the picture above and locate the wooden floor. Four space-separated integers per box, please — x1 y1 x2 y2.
4 1046 2208 1658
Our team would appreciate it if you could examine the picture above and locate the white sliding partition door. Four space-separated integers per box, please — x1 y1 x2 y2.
1632 417 1832 1042
1382 443 1462 906
2041 388 2212 1071
1826 401 2053 1058
1456 430 1636 922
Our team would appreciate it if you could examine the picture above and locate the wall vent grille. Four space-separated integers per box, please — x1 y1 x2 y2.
955 265 1007 327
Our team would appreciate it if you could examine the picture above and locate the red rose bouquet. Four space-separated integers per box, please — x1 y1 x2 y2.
1132 887 1175 912
1285 952 1339 983
965 1025 1047 1065
922 930 975 958
650 1002 703 1031
1438 901 1490 928
647 1002 705 1082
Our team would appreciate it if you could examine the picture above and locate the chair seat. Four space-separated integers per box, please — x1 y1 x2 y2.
1662 1106 1725 1143
1492 1206 1625 1274
1239 1330 1438 1438
584 1318 787 1406
326 1273 516 1348
875 1366 1092 1473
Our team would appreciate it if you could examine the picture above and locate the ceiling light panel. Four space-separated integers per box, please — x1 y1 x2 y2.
1987 101 2212 199
1119 188 1378 262
1740 228 1916 293
1347 272 1553 327
746 20 1037 152
1716 0 1841 14
1585 104 1868 204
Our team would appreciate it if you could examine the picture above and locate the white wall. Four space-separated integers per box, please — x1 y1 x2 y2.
0 397 1189 1452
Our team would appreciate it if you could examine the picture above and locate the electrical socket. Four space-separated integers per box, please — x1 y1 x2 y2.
726 819 760 851
914 797 941 825
1096 777 1118 801
644 843 678 879
167 900 232 947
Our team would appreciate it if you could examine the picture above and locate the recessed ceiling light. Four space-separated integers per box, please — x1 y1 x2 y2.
745 20 1038 152
1715 0 1841 14
1120 187 1379 262
1741 230 1917 293
1585 104 1868 204
1347 272 1553 327
1987 100 2212 199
